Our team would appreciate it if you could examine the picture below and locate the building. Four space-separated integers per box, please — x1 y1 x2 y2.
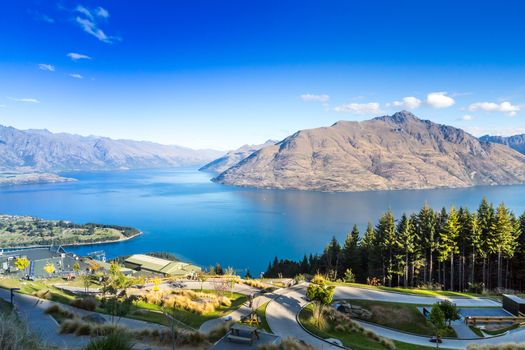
124 254 201 277
0 245 79 278
503 294 525 316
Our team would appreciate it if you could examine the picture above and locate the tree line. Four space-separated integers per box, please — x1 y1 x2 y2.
265 198 525 292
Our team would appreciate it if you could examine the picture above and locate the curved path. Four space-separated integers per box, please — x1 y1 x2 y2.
266 283 525 350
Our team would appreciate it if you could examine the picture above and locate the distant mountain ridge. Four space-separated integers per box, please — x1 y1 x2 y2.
479 134 525 154
0 125 223 172
214 111 525 192
199 140 277 173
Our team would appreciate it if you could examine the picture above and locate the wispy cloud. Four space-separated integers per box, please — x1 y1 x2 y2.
461 114 474 121
334 102 380 115
69 73 84 79
0 104 5 108
67 52 92 61
35 13 55 23
38 64 55 72
468 101 520 117
74 5 120 43
7 97 39 103
300 94 330 103
387 96 421 110
426 92 455 108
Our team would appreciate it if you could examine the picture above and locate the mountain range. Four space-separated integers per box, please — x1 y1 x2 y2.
479 134 525 154
0 125 223 172
199 140 277 173
213 111 525 192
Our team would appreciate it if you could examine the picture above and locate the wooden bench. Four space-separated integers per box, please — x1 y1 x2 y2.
227 334 253 344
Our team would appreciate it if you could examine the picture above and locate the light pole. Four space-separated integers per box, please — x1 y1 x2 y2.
10 287 20 305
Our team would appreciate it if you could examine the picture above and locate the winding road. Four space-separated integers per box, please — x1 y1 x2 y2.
265 283 525 350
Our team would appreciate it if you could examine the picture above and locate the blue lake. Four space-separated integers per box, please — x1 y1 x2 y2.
1 168 525 275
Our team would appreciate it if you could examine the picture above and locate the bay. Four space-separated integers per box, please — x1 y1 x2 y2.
0 168 524 275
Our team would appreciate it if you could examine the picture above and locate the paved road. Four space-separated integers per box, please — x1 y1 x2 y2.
265 283 525 350
0 288 167 349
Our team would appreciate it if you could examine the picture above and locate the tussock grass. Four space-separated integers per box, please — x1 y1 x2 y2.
0 311 48 350
141 289 231 315
467 345 525 350
70 297 97 311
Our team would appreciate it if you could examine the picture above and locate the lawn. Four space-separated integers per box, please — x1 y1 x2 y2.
255 301 271 333
343 299 456 337
299 305 449 350
329 281 484 299
0 278 77 304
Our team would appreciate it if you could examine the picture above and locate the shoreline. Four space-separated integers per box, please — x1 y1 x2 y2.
0 231 143 252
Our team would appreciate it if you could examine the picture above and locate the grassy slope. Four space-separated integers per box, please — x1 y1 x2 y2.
130 290 247 329
299 305 448 350
329 282 483 299
0 279 247 329
345 299 456 337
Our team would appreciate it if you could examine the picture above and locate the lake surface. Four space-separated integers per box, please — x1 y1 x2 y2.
1 168 525 275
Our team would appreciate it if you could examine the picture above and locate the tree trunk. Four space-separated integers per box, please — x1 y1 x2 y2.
450 253 454 291
405 253 409 288
497 250 502 290
429 250 433 284
482 257 486 291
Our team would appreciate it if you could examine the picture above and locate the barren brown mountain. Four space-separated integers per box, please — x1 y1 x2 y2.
214 111 525 192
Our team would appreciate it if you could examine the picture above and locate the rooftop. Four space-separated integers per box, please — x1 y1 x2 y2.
124 254 201 275
0 246 69 261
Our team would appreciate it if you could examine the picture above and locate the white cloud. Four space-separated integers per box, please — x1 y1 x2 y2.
462 114 474 121
300 94 330 103
7 97 39 103
468 101 520 116
36 13 55 23
74 5 120 43
334 102 380 115
388 96 421 110
38 64 55 72
96 7 110 19
69 73 84 79
67 52 92 61
426 92 455 108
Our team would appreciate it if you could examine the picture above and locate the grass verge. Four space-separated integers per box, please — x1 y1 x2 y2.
343 299 456 337
298 305 447 350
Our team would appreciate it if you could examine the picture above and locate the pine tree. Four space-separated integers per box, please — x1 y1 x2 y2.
477 197 494 290
418 204 437 284
322 236 342 280
376 210 397 286
397 213 415 288
361 221 380 280
492 203 514 290
439 207 460 290
342 225 361 277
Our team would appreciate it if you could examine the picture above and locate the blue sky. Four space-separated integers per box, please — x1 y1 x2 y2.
1 0 525 149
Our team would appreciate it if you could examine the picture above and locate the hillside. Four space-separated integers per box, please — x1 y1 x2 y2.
479 134 525 154
0 125 222 172
199 140 277 173
215 111 525 192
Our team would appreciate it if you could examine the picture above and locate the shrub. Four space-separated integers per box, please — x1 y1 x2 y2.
45 304 74 319
60 319 82 334
83 331 134 350
75 323 92 336
207 321 234 342
70 297 97 311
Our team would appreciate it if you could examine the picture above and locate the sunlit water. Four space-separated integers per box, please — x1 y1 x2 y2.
1 168 524 275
